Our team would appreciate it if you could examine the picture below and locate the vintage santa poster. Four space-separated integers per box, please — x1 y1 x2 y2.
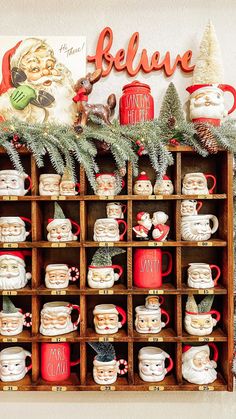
0 36 86 125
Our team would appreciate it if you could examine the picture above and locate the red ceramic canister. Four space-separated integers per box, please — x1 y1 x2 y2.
133 248 173 288
119 80 154 125
41 342 80 382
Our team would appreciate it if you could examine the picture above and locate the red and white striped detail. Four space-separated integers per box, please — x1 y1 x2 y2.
117 359 128 375
69 267 80 282
23 312 32 327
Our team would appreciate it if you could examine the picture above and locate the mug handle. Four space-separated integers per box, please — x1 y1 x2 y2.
112 264 123 279
70 357 80 367
70 220 80 236
121 204 127 214
24 350 32 372
23 312 32 328
161 309 170 326
162 251 173 277
25 175 32 193
20 217 32 234
210 264 221 285
158 296 164 306
196 201 203 212
218 84 236 115
209 215 219 234
121 180 125 189
69 304 80 327
209 343 219 362
165 356 174 374
117 359 128 375
116 306 126 327
76 183 80 193
204 174 216 194
69 266 80 282
117 220 127 241
209 310 221 323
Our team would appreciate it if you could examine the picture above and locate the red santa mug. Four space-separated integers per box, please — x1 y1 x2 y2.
133 249 173 288
41 342 80 382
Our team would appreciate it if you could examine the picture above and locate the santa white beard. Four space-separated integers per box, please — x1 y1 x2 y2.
182 185 209 195
0 65 77 125
0 231 29 242
188 276 214 289
40 316 73 336
190 98 226 120
0 269 30 289
0 185 23 196
182 359 217 384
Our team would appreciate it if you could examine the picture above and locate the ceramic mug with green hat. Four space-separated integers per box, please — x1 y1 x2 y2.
87 248 125 289
0 296 32 336
184 295 221 336
46 202 80 242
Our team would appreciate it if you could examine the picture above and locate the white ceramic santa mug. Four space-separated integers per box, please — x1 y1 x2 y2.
154 175 174 195
40 301 80 336
46 217 80 242
39 174 61 196
93 304 127 335
93 218 127 242
106 202 127 219
0 309 32 336
93 357 128 385
0 170 32 196
186 83 236 126
135 306 170 334
184 309 221 336
181 214 219 242
187 263 221 289
182 173 216 195
45 264 80 289
87 264 123 289
95 173 125 196
133 172 153 195
138 346 174 382
0 216 31 243
59 180 80 196
182 343 218 385
0 346 32 382
0 251 31 290
181 200 203 216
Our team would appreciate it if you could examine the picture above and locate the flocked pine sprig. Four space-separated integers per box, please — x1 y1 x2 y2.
88 342 116 362
206 119 236 152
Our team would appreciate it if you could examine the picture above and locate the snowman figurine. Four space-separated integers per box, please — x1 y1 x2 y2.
133 212 152 240
152 211 170 242
133 172 153 195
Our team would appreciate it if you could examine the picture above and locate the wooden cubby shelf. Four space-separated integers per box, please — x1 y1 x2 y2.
0 146 233 392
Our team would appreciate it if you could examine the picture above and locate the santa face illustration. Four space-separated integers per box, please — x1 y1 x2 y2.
182 350 217 384
0 257 30 289
0 38 77 124
189 88 227 121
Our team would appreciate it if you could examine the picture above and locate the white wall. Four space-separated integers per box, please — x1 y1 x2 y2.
0 0 236 418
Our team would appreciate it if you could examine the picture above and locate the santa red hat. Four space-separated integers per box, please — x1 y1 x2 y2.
0 250 31 266
136 172 150 181
186 84 223 97
162 175 171 181
182 345 210 363
95 173 115 178
136 211 147 221
0 41 22 95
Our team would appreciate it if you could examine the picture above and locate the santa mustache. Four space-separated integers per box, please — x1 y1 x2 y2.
0 272 20 278
28 74 64 86
190 361 214 371
96 324 117 329
194 97 222 106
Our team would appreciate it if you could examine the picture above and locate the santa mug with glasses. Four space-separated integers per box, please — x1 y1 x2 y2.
45 264 80 289
0 216 31 243
93 218 127 242
40 301 80 336
187 263 221 289
0 170 32 196
0 346 32 382
182 173 216 195
138 346 174 382
93 304 126 335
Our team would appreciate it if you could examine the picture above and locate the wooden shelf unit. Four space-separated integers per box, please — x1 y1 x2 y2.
0 146 234 392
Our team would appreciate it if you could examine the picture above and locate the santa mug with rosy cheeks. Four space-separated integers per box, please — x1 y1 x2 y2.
87 265 123 289
135 306 170 334
93 219 127 242
46 218 80 242
0 217 31 243
181 200 203 216
45 264 80 289
187 263 221 289
0 253 31 290
184 310 221 336
93 304 127 335
154 177 174 195
145 296 164 310
133 178 153 195
39 174 61 196
182 343 218 385
138 346 174 382
39 301 80 336
182 173 216 195
106 202 127 219
59 181 80 196
95 173 125 196
93 357 128 385
0 346 32 382
0 310 32 336
0 170 32 196
181 214 219 242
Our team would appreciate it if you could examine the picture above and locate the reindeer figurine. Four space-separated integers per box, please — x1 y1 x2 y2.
73 69 116 131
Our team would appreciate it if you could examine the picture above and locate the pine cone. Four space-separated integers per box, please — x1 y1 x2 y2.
194 123 219 154
167 116 176 129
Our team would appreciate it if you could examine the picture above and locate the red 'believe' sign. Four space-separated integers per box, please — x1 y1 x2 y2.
87 27 194 77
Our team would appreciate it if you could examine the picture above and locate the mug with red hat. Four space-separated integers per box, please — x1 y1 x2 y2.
154 175 174 195
138 346 174 382
95 173 125 196
93 304 127 335
133 211 152 240
0 216 31 243
133 171 153 195
0 170 32 196
187 83 236 126
182 343 218 384
0 250 31 290
182 172 216 195
0 296 32 336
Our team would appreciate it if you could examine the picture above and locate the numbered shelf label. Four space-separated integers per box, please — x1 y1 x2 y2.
149 290 164 295
148 337 164 342
99 196 114 200
99 289 114 295
197 195 213 199
2 196 18 201
148 242 163 247
52 386 67 392
2 291 17 295
3 243 18 248
198 289 214 295
99 242 114 247
100 385 116 391
148 195 164 200
51 290 67 295
198 337 215 342
2 338 18 342
99 337 114 342
199 385 214 391
197 242 213 247
51 243 67 248
149 386 165 391
51 337 67 342
3 386 18 391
